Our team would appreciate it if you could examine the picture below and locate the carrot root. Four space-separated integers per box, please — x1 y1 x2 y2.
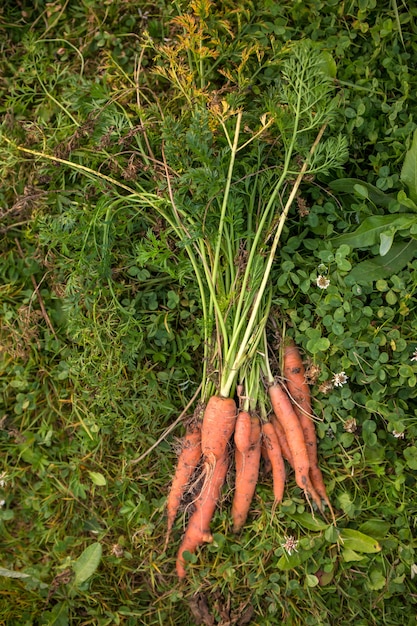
283 341 333 517
271 414 294 467
176 452 229 578
234 410 252 454
262 421 286 504
165 422 202 547
201 396 237 466
268 382 322 510
232 415 261 533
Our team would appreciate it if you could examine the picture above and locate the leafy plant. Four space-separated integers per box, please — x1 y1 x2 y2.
329 127 417 283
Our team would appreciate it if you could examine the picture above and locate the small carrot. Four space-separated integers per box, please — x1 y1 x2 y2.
232 415 261 532
283 340 310 415
283 341 334 519
176 452 229 579
234 410 252 455
271 414 294 467
268 382 322 510
165 422 202 546
262 421 286 504
201 395 237 466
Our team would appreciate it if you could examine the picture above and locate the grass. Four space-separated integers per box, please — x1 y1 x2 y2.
1 1 417 624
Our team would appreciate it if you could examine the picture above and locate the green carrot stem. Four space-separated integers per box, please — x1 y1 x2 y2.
229 141 295 355
197 239 229 360
261 329 274 386
220 124 327 398
243 359 260 414
211 112 242 290
3 140 151 198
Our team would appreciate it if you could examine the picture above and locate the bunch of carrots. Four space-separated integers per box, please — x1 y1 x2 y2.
148 36 347 578
166 339 334 579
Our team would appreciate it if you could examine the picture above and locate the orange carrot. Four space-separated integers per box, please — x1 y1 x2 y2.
175 395 237 578
261 440 272 474
234 410 252 454
232 415 261 532
283 341 334 518
201 396 237 466
268 383 322 510
262 422 286 504
271 414 294 467
176 452 229 579
283 341 314 439
165 422 202 545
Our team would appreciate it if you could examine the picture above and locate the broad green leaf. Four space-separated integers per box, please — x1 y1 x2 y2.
401 128 417 202
276 548 313 571
339 528 381 553
305 574 319 587
316 565 335 586
324 525 339 543
353 183 369 199
379 230 395 256
337 492 356 518
167 290 180 309
287 512 329 532
87 471 107 486
368 569 386 590
329 178 395 208
42 601 69 626
346 241 417 284
403 446 417 470
319 51 337 78
337 244 351 257
362 419 377 447
342 548 367 562
306 336 330 354
332 214 416 249
182 550 197 564
211 532 226 548
358 520 390 539
397 190 417 210
0 567 30 579
73 543 102 586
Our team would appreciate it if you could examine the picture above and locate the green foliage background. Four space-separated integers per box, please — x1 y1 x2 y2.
1 1 417 624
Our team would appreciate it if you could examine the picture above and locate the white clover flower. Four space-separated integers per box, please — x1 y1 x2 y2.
282 535 298 556
316 275 330 289
0 500 5 508
111 543 124 558
392 430 405 439
411 348 417 362
332 371 348 387
319 380 334 394
344 417 357 434
411 564 417 580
